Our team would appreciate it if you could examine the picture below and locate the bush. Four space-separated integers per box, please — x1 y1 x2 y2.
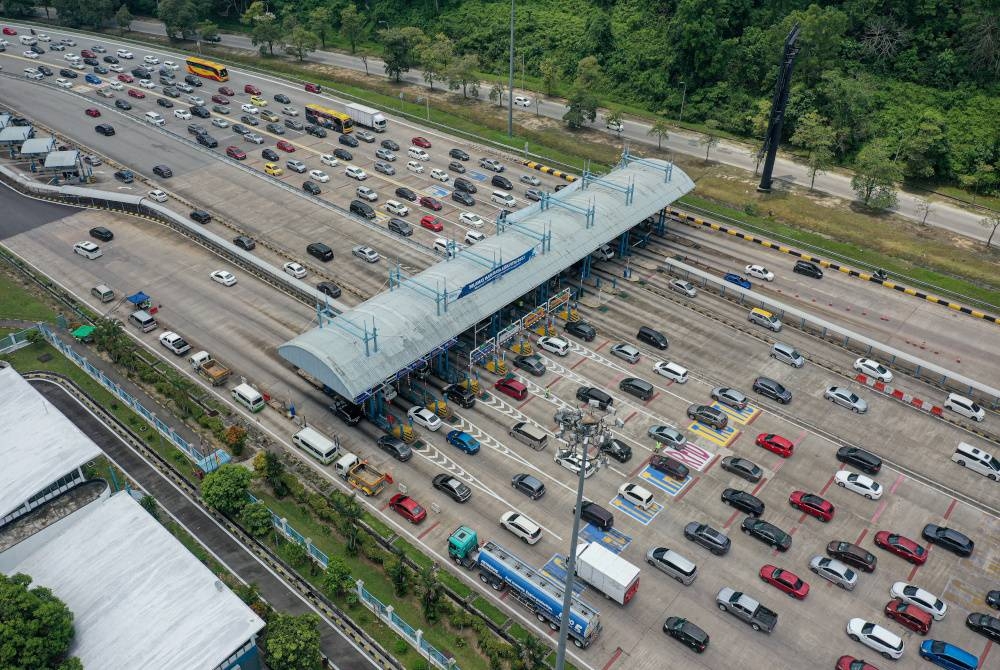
393 639 409 655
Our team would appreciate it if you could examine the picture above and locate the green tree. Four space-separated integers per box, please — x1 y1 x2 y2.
563 90 598 129
262 613 323 670
574 55 603 91
387 557 409 596
513 634 550 670
139 494 160 520
241 501 273 538
115 4 133 35
582 12 614 61
322 556 353 598
242 1 283 55
791 111 836 189
380 26 425 82
784 4 849 85
958 162 997 205
286 26 320 61
981 213 1000 248
53 0 114 29
538 57 560 96
489 81 504 107
198 20 220 41
851 139 902 209
701 119 721 161
418 33 454 90
605 111 623 134
283 539 310 570
200 464 252 516
1 0 36 18
308 6 332 48
418 565 447 623
158 0 201 40
892 110 947 179
0 573 80 670
340 4 363 54
446 54 480 98
647 118 670 150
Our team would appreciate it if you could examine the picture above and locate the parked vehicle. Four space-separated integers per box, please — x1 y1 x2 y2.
574 542 640 605
716 588 778 633
188 350 231 386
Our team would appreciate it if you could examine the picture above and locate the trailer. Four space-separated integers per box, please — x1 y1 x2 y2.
574 542 640 605
344 102 388 132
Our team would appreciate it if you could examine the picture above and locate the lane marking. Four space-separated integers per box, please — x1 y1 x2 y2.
751 477 769 496
417 520 439 539
723 510 740 529
854 528 869 546
943 498 958 519
818 474 835 496
869 500 889 525
888 472 907 495
602 647 623 670
702 454 720 474
977 640 992 668
675 476 699 501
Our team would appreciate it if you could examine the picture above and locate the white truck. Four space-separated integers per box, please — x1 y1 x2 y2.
188 350 232 386
574 541 641 605
344 103 387 132
334 452 388 496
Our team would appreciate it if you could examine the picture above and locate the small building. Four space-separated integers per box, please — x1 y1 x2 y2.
0 124 34 155
42 149 85 183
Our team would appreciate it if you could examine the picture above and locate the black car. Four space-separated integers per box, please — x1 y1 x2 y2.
836 446 882 475
29 44 45 54
307 242 334 261
513 354 545 376
741 517 791 551
130 67 150 78
338 133 359 147
187 123 207 136
987 590 1000 609
454 177 477 193
663 617 709 654
377 435 412 462
83 57 99 66
274 93 291 104
443 383 476 408
285 118 304 131
388 218 413 236
554 183 568 191
752 376 792 404
89 226 114 242
449 160 466 174
576 386 612 410
152 164 173 178
720 456 763 483
452 191 475 207
381 138 400 151
333 147 353 161
303 180 321 195
162 87 180 98
600 438 632 463
492 174 513 190
114 99 132 110
921 524 974 557
793 260 823 278
233 235 256 251
231 124 249 136
190 105 211 118
327 394 363 425
36 65 53 76
511 473 546 500
93 65 109 74
650 455 690 480
683 522 730 555
564 320 596 341
262 148 279 161
305 124 327 137
966 613 1000 642
95 123 115 136
432 473 471 503
241 114 260 126
317 282 342 298
449 147 470 161
265 122 285 135
190 210 212 224
184 74 202 86
197 133 218 148
58 68 78 78
203 34 221 42
721 488 765 517
103 55 119 64
395 186 417 201
826 540 877 572
525 188 543 201
157 97 174 108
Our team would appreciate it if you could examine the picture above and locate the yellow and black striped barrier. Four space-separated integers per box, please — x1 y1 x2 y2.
521 160 578 182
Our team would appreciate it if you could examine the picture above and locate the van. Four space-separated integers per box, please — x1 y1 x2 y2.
619 377 654 401
231 383 265 413
307 242 334 262
770 342 804 367
952 442 999 480
20 35 37 46
491 191 516 208
509 421 548 450
748 307 782 332
407 146 429 161
576 500 614 531
464 230 485 245
918 641 978 670
593 244 614 261
128 309 157 332
292 426 339 464
944 393 985 422
618 483 654 510
647 548 698 585
433 238 460 258
500 511 542 545
637 325 668 349
349 199 375 220
24 68 43 80
91 284 115 303
144 111 165 126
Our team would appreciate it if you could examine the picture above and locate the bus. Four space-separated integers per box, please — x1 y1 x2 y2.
305 103 354 134
185 56 229 82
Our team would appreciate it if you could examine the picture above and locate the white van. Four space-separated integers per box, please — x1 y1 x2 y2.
944 393 985 422
952 442 999 480
464 230 485 245
20 35 37 46
144 111 165 126
491 190 516 207
24 68 43 80
618 483 655 510
433 238 461 258
500 511 542 544
407 146 430 161
292 426 339 464
231 383 265 413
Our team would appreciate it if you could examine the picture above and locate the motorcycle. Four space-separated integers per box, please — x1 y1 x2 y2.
872 268 888 281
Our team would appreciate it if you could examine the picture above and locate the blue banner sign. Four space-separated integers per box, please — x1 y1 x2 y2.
458 249 534 299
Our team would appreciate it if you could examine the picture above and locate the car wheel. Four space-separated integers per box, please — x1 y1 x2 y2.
838 582 847 589
849 634 860 642
741 527 750 534
881 653 892 660
838 482 846 488
864 494 873 500
520 536 528 544
717 603 727 612
712 548 724 556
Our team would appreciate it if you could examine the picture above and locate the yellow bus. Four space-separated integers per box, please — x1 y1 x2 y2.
305 103 354 134
185 56 229 82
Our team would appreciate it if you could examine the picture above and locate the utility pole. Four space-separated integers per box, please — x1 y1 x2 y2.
758 23 800 192
507 0 515 137
678 81 686 125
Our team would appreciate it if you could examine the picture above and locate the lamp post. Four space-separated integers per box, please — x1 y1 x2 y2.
507 0 515 137
416 96 429 120
678 81 687 125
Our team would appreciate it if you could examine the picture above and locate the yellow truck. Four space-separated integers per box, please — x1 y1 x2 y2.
334 453 387 496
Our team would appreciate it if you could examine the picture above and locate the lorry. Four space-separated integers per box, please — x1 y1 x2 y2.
715 587 778 633
344 103 388 132
188 350 232 386
574 542 640 605
334 452 387 496
447 527 602 648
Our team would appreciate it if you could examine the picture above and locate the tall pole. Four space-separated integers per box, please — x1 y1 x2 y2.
507 0 515 137
758 23 801 192
678 81 686 125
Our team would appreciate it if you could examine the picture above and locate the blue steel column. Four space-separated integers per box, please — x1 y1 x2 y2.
618 230 631 257
655 208 667 236
580 255 592 280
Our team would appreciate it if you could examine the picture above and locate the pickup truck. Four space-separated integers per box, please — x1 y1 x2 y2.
188 350 231 386
334 452 387 496
716 587 777 633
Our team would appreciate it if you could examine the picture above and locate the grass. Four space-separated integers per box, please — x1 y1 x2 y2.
472 596 509 628
363 512 393 538
393 537 434 571
507 623 532 643
438 569 474 599
163 518 227 573
0 271 58 322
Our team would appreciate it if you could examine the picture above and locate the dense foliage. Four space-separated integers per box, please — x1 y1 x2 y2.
0 573 81 670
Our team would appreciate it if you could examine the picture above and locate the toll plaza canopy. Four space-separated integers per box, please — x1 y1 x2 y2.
279 156 695 402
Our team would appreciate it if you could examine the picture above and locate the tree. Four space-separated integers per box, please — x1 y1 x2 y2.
914 197 933 225
446 54 480 98
582 12 614 61
701 119 721 161
198 20 220 41
0 573 80 670
201 464 252 516
563 90 598 129
418 565 447 623
791 111 836 189
489 81 504 107
139 494 160 520
254 450 287 496
958 162 997 205
322 556 353 598
286 26 319 61
387 557 409 596
241 501 273 538
605 111 623 135
1 0 36 18
539 57 560 96
514 635 550 670
647 119 670 150
330 492 364 556
308 6 332 48
981 213 1000 248
851 139 902 210
748 98 771 175
158 0 201 40
959 8 1000 81
283 538 310 570
115 4 133 35
242 1 283 55
380 26 425 83
340 4 363 54
574 55 603 91
53 0 114 29
418 34 454 90
262 613 323 670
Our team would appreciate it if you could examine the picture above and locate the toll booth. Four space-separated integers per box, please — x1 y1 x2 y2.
0 124 34 158
19 137 56 169
42 150 88 184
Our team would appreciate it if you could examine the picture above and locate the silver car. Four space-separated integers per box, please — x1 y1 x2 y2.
375 147 396 161
648 425 685 449
810 556 857 590
374 160 395 175
610 343 641 364
824 386 868 413
244 133 264 144
669 279 697 297
711 387 749 409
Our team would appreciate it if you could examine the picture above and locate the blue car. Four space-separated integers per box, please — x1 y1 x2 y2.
919 640 978 670
446 430 480 454
85 74 102 85
723 272 752 289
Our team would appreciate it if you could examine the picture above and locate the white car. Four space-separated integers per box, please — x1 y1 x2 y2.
188 95 205 106
537 336 569 356
356 186 377 201
143 55 159 64
23 50 38 59
55 78 72 88
283 261 307 279
889 582 947 620
385 200 409 216
308 169 330 183
352 245 380 263
109 80 124 90
653 360 689 383
73 241 102 259
406 160 424 174
500 511 542 545
854 358 893 383
116 49 134 59
553 450 598 478
281 106 299 116
459 212 484 227
430 168 449 182
244 133 264 144
513 95 532 107
158 331 191 355
345 165 367 180
320 154 338 167
210 270 237 286
147 189 168 202
944 392 985 422
745 264 775 281
108 64 124 73
520 173 541 186
241 103 259 114
407 406 442 431
809 556 857 590
835 470 883 500
211 117 229 128
138 79 156 89
173 109 191 119
162 60 179 70
846 618 904 660
618 483 655 510
37 33 50 42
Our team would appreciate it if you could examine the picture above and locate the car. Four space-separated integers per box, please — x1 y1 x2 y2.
986 590 999 609
395 186 417 202
356 185 377 201
387 218 412 236
2 27 15 35
190 105 211 118
752 376 792 403
854 358 893 383
108 80 125 90
383 200 409 217
196 133 218 148
210 270 237 286
176 81 194 93
683 522 730 555
944 392 985 422
22 49 38 59
825 386 868 413
420 215 443 232
406 160 424 174
304 124 327 138
266 122 286 135
608 342 640 363
284 118 303 131
317 154 338 168
276 140 295 152
109 64 125 73
846 619 904 660
687 404 728 430
302 181 321 195
283 261 307 278
720 456 762 483
648 425 686 449
494 378 528 400
511 473 546 499
217 85 235 96
827 541 877 572
116 48 134 58
147 189 168 203
432 474 471 503
553 450 597 478
492 174 514 190
84 107 102 118
316 282 341 298
809 556 857 590
73 241 103 259
139 79 156 89
388 494 427 524
157 97 174 108
286 159 306 173
269 92 290 104
114 169 135 183
152 164 173 178
353 129 375 143
537 336 569 356
600 438 632 463
174 109 192 119
513 354 545 376
711 386 748 409
836 446 882 475
241 103 259 115
966 612 1000 642
480 157 504 172
225 146 246 160
446 430 481 455
231 123 251 136
211 117 229 128
873 531 927 565
411 136 432 148
919 640 981 669
745 264 774 281
83 154 103 166
338 133 358 148
277 105 298 117
721 488 764 516
759 564 809 599
245 133 263 145
429 168 450 183
117 73 135 83
525 188 543 202
835 470 883 499
835 656 879 670
373 161 395 176
565 321 596 341
333 147 353 161
662 617 709 654
449 161 466 174
184 75 202 87
407 406 442 431
884 599 934 635
793 260 825 279
452 190 477 207
741 517 791 551
723 272 752 289
345 165 368 180
518 173 541 186
376 435 412 462
115 99 132 110
375 138 400 152
262 148 280 161
59 67 80 79
162 86 179 97
300 169 329 184
652 361 688 384
244 83 261 95
787 490 834 521
233 235 255 251
159 331 191 355
352 245 379 263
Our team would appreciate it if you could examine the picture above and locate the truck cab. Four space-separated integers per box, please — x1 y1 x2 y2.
448 526 480 569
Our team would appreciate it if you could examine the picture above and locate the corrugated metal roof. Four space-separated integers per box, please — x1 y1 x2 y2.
19 137 56 155
0 125 32 142
43 149 80 169
279 158 694 400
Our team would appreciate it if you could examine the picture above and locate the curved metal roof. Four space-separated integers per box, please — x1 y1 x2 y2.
279 157 694 400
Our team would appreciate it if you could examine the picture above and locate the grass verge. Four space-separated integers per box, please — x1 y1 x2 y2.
472 596 509 628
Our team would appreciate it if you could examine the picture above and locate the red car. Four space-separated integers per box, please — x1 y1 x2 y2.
218 85 236 97
226 146 247 160
884 598 932 634
419 195 442 211
244 83 261 95
127 88 145 98
756 432 794 457
420 215 443 232
873 531 928 565
494 378 528 401
788 491 834 521
304 82 322 93
2 26 17 36
81 49 96 58
84 108 101 118
836 657 879 670
117 73 134 83
211 94 229 104
276 140 295 152
388 493 427 524
758 564 809 599
411 136 432 148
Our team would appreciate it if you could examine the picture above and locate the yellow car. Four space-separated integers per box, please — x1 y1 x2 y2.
260 110 279 122
264 162 283 176
249 95 267 107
